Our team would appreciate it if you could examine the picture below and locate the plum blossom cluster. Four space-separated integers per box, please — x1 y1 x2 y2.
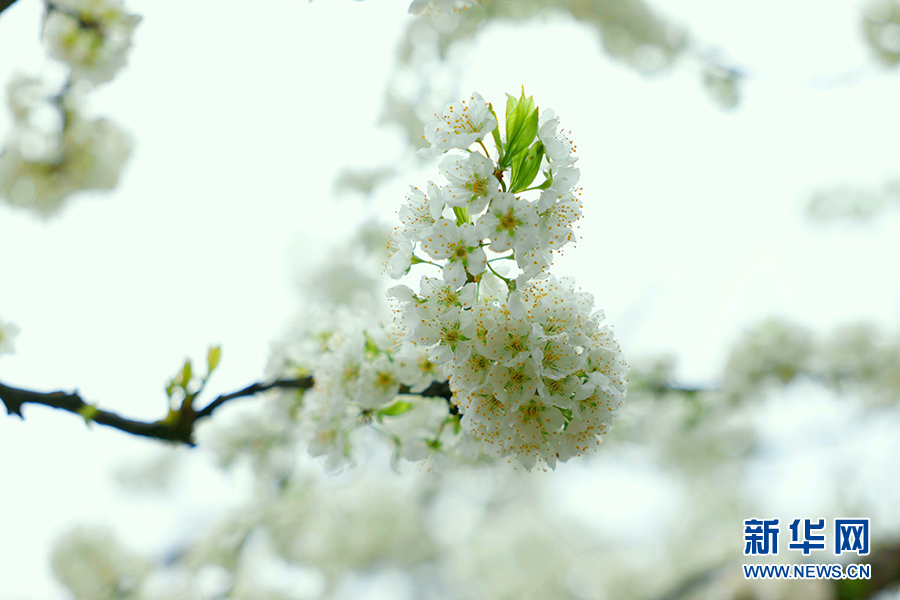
266 313 466 471
388 90 628 469
43 0 142 85
0 76 132 216
0 0 139 216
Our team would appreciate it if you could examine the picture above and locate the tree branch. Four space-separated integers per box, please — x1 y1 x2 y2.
400 379 457 414
0 375 456 445
0 0 18 18
193 377 316 420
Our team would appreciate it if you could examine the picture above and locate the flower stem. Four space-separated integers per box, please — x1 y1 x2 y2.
486 260 512 284
477 139 491 159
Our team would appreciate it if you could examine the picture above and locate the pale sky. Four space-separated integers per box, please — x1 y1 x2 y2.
0 0 898 597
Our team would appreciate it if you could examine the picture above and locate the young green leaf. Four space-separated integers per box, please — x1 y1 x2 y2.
207 345 221 375
378 400 413 417
509 141 544 193
180 360 193 389
502 88 538 168
78 404 99 426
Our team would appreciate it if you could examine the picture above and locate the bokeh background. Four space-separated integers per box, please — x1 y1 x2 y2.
0 0 899 598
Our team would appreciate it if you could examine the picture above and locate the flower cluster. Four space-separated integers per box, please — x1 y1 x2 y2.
863 0 900 65
43 0 142 85
388 90 628 469
0 76 133 217
266 312 462 471
0 1 139 216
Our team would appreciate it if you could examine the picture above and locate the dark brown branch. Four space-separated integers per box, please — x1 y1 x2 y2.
0 381 190 443
0 0 18 18
194 378 315 420
0 377 317 445
400 380 457 414
0 375 457 445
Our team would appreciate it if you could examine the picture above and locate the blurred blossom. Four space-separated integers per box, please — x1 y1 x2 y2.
333 166 395 198
139 564 232 600
689 569 832 600
112 447 184 495
408 0 482 17
43 0 142 85
0 315 20 356
382 0 688 158
724 317 900 406
50 526 151 600
628 354 677 394
196 399 298 479
807 177 900 222
863 0 900 65
230 528 326 600
298 221 392 310
722 318 815 399
257 474 437 575
0 75 133 217
819 322 900 403
702 62 741 109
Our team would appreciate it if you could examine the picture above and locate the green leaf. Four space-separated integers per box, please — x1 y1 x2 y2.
207 345 221 375
535 171 554 190
505 91 520 143
502 88 538 168
180 360 193 389
378 400 413 417
364 332 381 359
509 141 544 193
78 404 99 426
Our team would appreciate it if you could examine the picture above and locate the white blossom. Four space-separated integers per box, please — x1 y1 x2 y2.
385 234 414 279
538 109 577 167
439 151 498 214
397 181 444 239
475 191 538 253
421 218 486 288
418 92 497 157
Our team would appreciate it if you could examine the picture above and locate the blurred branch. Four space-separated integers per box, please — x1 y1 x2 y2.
0 0 18 17
0 375 457 445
